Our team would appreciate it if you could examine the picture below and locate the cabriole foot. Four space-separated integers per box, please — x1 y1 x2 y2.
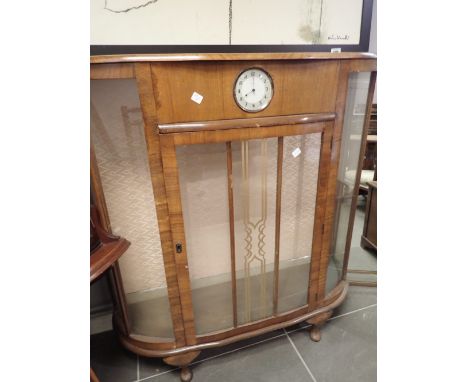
309 325 321 342
180 367 193 382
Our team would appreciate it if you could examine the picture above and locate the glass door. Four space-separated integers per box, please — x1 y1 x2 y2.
160 121 333 336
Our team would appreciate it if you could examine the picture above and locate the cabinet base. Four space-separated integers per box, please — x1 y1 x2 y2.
116 281 348 359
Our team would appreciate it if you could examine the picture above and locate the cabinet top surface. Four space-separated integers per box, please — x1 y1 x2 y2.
90 52 376 64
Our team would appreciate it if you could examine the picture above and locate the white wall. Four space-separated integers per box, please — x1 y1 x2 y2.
91 0 364 45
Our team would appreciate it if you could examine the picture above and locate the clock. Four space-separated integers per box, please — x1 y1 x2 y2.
234 68 274 112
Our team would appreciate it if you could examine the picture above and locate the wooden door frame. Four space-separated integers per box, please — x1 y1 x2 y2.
159 120 334 344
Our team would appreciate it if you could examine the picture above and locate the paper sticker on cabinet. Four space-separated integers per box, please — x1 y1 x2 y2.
191 91 204 104
292 148 301 158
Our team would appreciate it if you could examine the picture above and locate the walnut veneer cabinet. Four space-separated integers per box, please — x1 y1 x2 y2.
90 53 376 381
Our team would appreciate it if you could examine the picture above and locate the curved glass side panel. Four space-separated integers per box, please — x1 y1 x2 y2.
327 72 372 293
91 79 174 339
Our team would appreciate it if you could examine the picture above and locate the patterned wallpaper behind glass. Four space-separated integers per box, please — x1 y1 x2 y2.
91 79 167 294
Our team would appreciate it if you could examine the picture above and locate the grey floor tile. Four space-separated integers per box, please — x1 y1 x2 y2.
333 286 376 317
90 331 137 382
285 286 376 334
139 355 176 380
289 306 377 382
348 246 377 272
145 336 314 382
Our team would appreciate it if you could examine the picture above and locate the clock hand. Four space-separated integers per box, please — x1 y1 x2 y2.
244 89 254 97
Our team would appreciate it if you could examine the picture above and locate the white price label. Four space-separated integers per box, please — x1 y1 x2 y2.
191 91 204 104
292 148 301 158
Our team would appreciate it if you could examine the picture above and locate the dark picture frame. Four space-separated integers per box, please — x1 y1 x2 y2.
91 0 373 55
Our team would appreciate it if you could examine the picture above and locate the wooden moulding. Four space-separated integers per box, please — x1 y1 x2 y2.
348 269 377 275
90 63 135 80
348 281 377 287
90 52 376 64
116 281 348 358
163 351 201 366
226 142 238 327
273 136 284 315
90 239 130 283
170 123 327 146
158 113 336 134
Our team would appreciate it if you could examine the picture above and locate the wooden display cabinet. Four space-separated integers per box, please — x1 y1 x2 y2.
90 53 376 381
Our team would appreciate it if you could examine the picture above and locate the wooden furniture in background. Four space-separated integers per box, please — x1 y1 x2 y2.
90 53 376 381
90 205 131 382
359 103 377 194
361 181 377 251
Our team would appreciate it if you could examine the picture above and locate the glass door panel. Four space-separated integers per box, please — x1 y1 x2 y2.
278 133 321 313
232 138 278 325
176 143 233 335
327 72 372 293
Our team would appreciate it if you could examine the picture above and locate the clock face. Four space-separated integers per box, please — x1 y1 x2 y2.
234 68 274 112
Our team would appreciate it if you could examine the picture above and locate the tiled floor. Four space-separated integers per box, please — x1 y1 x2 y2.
347 197 377 284
91 196 377 382
91 286 376 382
